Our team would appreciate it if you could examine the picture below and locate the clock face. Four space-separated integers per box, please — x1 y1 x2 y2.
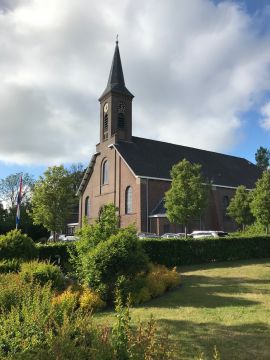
103 103 109 113
118 102 126 113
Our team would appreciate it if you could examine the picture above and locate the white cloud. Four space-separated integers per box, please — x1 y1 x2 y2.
0 0 270 164
260 101 270 130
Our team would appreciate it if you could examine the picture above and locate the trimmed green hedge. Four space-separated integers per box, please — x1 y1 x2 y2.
37 242 75 269
140 236 270 266
37 236 270 268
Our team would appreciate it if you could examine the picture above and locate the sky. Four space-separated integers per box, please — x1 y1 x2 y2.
1 0 270 180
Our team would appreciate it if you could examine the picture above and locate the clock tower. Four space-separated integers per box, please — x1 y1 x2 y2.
99 40 134 143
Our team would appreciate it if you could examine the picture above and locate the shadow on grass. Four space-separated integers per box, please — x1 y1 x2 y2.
143 274 263 309
158 319 270 360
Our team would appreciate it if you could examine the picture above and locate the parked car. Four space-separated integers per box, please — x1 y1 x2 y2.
190 230 228 239
174 232 186 238
161 233 178 238
65 235 78 241
48 234 72 242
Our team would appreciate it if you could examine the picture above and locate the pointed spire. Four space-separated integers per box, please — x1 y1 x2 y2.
99 39 134 100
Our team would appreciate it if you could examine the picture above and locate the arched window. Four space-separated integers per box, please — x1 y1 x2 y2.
118 113 125 129
125 186 132 214
85 196 90 217
102 160 109 185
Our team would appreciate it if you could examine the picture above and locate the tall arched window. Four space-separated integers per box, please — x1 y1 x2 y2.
85 196 90 217
102 160 109 185
125 186 132 214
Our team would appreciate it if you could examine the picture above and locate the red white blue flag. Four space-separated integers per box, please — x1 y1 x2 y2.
16 176 23 229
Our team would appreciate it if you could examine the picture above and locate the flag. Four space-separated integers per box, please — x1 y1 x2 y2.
16 176 23 229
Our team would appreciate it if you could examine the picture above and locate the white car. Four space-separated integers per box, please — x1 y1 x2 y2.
48 234 68 241
190 231 228 239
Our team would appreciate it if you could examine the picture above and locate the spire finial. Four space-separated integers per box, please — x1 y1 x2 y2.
116 34 119 45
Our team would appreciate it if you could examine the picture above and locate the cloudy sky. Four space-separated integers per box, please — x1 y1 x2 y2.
1 0 270 179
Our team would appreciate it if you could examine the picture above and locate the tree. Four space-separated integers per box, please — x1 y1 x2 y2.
255 146 270 171
67 163 84 195
31 166 73 240
227 185 254 230
164 159 208 237
0 203 49 240
0 172 35 208
250 171 270 234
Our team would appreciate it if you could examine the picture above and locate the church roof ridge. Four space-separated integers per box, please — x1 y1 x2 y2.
99 40 134 100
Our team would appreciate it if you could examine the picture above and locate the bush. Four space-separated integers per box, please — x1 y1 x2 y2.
146 265 181 297
37 242 75 273
129 265 181 305
140 236 270 266
0 229 37 261
52 289 79 322
20 261 65 290
79 288 106 312
0 278 177 360
0 259 21 273
82 227 149 300
0 273 23 312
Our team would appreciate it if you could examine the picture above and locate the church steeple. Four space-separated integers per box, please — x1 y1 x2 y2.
99 40 134 143
99 40 133 100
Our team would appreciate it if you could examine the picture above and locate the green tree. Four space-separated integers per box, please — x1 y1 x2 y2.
250 171 270 234
227 185 254 230
72 203 119 279
0 172 35 208
164 159 208 237
31 166 73 240
255 146 270 171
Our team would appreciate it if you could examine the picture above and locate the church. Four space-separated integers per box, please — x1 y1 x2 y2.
77 41 261 235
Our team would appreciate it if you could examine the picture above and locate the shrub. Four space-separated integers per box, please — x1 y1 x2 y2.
20 261 65 290
0 281 54 357
0 259 21 273
37 242 75 273
146 265 181 298
71 204 120 281
79 288 106 312
52 289 79 322
0 273 23 311
82 227 149 300
0 229 37 261
0 280 177 360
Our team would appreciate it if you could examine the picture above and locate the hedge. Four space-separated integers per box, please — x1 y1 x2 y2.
37 242 75 269
36 236 270 268
140 236 270 267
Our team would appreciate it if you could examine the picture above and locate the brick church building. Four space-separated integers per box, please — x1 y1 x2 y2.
77 41 261 235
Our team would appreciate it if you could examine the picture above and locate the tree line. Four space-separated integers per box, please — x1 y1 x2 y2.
0 164 84 240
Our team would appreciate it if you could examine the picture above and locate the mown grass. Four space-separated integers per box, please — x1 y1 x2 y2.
97 258 270 360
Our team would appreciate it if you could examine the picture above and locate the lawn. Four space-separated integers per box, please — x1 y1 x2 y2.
97 258 270 360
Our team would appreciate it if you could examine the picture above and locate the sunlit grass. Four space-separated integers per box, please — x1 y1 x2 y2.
97 258 270 360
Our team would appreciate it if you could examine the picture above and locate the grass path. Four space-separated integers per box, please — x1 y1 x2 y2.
96 258 270 359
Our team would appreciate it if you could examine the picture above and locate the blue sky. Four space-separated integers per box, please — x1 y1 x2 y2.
1 0 270 180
